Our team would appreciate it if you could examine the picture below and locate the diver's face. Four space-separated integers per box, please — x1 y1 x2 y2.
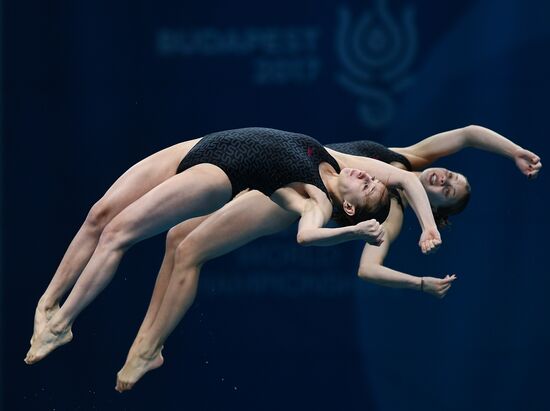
339 168 385 209
420 168 469 209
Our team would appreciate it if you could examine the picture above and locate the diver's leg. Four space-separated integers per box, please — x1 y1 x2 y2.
32 140 198 343
134 216 209 337
116 191 297 391
25 163 231 364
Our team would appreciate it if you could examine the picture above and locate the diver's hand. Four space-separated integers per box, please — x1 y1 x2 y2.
514 148 542 179
353 219 384 246
419 226 441 254
421 274 457 299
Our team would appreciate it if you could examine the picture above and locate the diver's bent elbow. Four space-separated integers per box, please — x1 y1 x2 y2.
296 232 311 246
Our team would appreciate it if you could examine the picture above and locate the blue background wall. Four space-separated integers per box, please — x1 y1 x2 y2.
2 1 549 410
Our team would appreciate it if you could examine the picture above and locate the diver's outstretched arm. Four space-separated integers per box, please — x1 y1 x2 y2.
358 199 455 298
366 158 441 254
392 125 542 176
326 151 441 253
270 184 384 247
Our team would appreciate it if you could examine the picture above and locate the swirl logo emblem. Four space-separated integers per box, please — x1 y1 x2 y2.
336 0 417 129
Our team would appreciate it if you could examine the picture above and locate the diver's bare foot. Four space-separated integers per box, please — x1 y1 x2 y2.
24 324 73 364
115 348 164 392
30 302 60 345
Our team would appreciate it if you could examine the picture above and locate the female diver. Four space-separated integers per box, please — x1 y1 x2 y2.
109 125 540 391
25 127 441 366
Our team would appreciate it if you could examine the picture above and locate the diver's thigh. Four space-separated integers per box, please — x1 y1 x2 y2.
182 190 297 261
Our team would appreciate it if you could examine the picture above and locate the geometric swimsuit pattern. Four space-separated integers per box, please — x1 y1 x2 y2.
176 127 341 198
326 140 412 171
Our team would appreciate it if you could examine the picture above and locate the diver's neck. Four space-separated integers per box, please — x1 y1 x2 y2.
319 162 340 197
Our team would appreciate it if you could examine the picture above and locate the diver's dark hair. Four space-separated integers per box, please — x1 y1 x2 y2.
433 182 471 228
331 186 392 226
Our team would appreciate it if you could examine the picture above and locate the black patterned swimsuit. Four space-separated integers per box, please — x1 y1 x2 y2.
176 127 341 198
326 140 412 171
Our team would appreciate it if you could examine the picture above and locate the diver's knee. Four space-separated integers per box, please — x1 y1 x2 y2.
165 223 195 252
173 237 206 270
85 200 113 233
97 220 135 252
